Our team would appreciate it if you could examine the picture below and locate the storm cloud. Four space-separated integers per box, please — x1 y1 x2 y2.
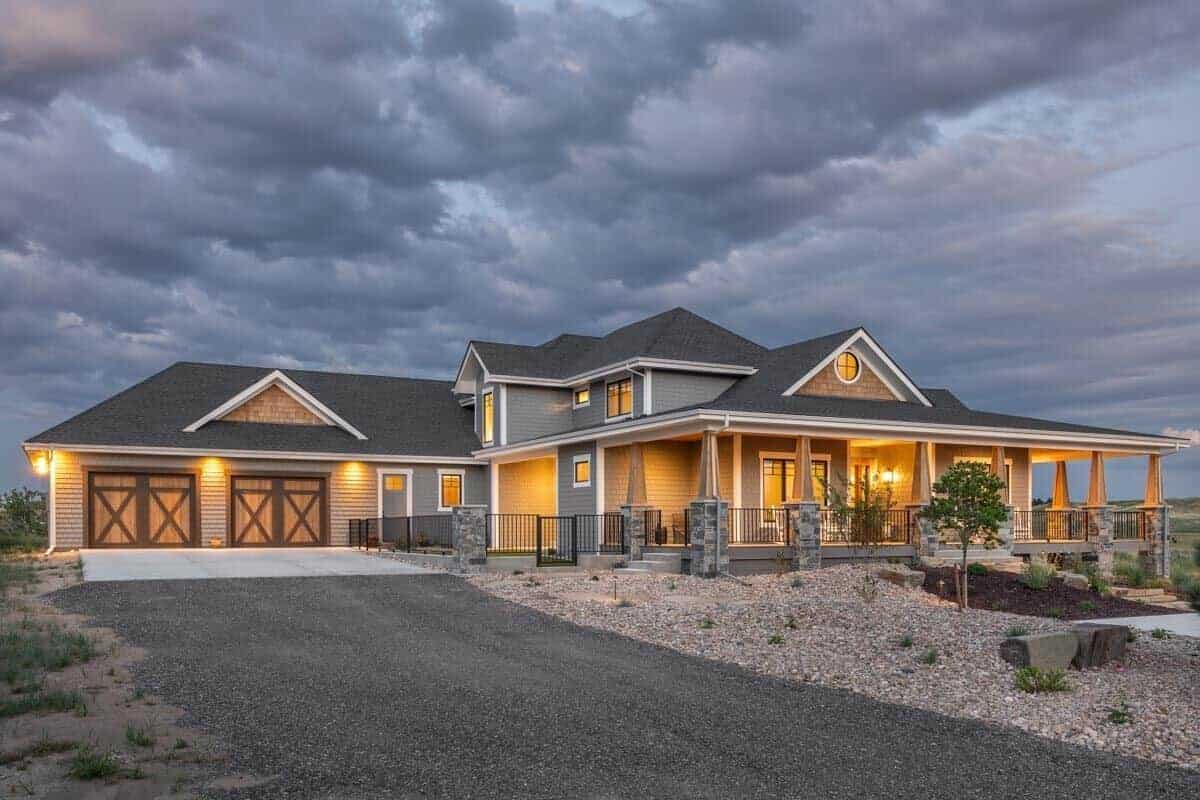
2 0 1199 496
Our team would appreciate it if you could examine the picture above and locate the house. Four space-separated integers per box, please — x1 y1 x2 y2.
22 308 1187 574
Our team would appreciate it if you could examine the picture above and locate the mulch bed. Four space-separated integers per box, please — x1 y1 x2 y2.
921 567 1181 620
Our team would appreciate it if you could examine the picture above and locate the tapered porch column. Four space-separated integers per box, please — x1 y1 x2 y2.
990 446 1014 549
907 441 938 557
620 442 651 562
1084 451 1115 575
689 429 729 577
1050 462 1071 509
785 436 821 570
1140 454 1170 577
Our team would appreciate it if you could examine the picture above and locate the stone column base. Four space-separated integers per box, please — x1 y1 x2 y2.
688 500 729 578
1086 505 1114 576
621 504 651 562
784 502 821 570
451 505 488 572
1140 505 1169 578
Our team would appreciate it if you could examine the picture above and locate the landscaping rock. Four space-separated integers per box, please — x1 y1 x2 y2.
874 565 924 589
999 632 1079 670
1072 623 1129 669
1062 572 1089 591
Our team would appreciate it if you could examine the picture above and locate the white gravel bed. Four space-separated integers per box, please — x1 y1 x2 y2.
470 564 1200 770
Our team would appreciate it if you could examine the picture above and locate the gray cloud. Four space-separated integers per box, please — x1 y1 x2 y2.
2 0 1199 496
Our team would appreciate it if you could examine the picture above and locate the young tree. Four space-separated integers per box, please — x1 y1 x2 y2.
919 462 1007 610
827 473 895 602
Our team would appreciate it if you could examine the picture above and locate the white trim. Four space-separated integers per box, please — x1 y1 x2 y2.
481 388 495 446
48 452 56 551
834 352 862 385
452 344 491 395
499 384 508 446
467 407 1184 459
23 442 482 465
572 386 591 409
437 468 466 512
732 434 742 507
781 330 932 407
643 368 653 415
605 376 633 422
182 370 368 440
489 461 500 518
572 453 592 488
475 357 757 390
376 468 414 518
595 446 605 514
758 450 832 507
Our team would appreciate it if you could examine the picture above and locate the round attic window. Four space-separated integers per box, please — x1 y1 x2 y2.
835 351 860 383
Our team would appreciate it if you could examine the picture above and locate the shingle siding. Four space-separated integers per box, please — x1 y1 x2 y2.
557 441 596 517
650 371 738 414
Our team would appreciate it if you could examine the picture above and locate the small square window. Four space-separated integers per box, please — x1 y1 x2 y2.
573 387 590 407
384 475 406 492
573 456 591 487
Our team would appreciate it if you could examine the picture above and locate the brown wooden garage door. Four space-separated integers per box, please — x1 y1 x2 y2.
88 473 197 548
230 476 327 547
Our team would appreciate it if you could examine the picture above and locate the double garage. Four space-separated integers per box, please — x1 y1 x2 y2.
88 471 328 548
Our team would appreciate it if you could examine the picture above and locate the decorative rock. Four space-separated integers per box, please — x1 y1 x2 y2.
875 565 924 589
999 632 1079 670
1062 572 1089 591
1072 623 1129 669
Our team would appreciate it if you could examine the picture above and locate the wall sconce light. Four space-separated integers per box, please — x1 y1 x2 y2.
30 449 53 476
881 468 898 484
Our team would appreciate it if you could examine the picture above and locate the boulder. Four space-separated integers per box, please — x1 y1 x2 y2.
1062 572 1089 591
1072 623 1129 669
999 632 1079 670
874 565 924 589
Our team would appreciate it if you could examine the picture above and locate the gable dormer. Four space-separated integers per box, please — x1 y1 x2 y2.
183 370 368 439
781 329 932 406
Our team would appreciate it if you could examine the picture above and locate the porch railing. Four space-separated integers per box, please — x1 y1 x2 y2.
1113 510 1148 541
728 508 790 545
348 515 453 553
574 513 626 554
644 509 689 546
820 508 913 545
486 513 539 554
1011 509 1089 542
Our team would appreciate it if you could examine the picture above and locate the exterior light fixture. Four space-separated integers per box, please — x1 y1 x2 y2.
881 468 897 484
30 449 53 476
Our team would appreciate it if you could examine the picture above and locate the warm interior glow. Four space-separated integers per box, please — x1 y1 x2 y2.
881 468 898 484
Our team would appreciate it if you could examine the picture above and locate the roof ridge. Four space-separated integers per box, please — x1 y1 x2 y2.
149 361 455 385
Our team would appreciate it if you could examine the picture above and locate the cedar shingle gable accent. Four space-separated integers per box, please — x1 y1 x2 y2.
220 384 328 426
794 361 898 402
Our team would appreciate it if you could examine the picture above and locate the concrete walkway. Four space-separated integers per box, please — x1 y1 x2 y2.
80 548 434 581
1082 611 1200 638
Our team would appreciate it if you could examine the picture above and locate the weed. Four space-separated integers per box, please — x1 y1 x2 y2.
919 648 938 665
785 615 798 630
0 690 85 718
1151 627 1171 640
67 746 121 780
1107 700 1132 725
125 722 155 748
1019 560 1056 590
0 561 39 595
131 687 145 701
173 738 189 750
966 562 988 577
1126 628 1139 643
1 623 96 684
1078 600 1097 613
668 581 677 591
1013 666 1071 694
699 617 715 629
0 736 78 765
1113 553 1147 588
898 634 914 649
1005 626 1030 638
768 634 784 645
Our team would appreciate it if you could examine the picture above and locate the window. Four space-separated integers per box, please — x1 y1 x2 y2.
439 471 463 510
481 390 494 444
606 378 632 419
573 387 590 408
762 458 829 507
573 454 591 488
384 475 406 492
835 351 860 383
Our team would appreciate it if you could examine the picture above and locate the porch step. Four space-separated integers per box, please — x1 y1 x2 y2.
1109 586 1178 605
614 554 681 575
640 552 682 564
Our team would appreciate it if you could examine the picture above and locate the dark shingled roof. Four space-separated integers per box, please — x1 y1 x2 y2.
26 362 480 458
471 307 768 379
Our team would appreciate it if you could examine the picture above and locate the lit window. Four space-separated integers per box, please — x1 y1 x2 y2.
573 387 590 407
573 455 591 487
482 391 494 444
440 473 462 509
835 352 860 383
606 378 632 418
762 458 829 507
384 475 406 492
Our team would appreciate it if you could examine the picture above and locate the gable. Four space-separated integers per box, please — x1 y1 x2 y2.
793 360 898 402
220 384 327 426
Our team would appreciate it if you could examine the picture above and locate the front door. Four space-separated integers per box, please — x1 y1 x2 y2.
380 473 410 544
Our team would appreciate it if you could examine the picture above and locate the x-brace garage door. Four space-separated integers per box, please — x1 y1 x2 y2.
231 476 327 547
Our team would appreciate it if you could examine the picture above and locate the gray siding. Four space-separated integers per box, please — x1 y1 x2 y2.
572 379 605 428
650 371 737 414
505 385 573 444
409 464 489 515
557 441 597 517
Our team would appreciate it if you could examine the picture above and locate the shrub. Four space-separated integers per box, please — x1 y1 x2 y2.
124 723 155 748
1019 560 1056 590
919 648 938 665
966 562 988 577
1151 627 1171 640
1078 600 1097 613
67 746 121 780
1005 625 1029 638
1107 700 1132 725
699 617 715 629
1013 666 1070 694
1085 566 1110 595
1126 628 1139 643
1112 554 1147 588
0 690 84 719
898 634 914 649
1188 583 1200 614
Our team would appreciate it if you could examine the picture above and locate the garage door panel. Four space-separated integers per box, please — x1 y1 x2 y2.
88 473 195 548
232 476 326 547
148 479 192 545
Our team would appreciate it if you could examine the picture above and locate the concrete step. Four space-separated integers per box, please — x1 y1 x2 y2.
616 558 680 574
613 566 652 575
640 552 682 564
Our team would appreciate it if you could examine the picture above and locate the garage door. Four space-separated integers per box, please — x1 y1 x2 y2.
88 473 197 548
231 476 327 547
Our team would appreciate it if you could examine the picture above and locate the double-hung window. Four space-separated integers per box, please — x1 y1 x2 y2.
606 378 632 419
438 471 464 511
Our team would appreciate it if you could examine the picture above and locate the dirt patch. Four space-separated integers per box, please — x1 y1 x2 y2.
0 553 263 798
921 566 1181 620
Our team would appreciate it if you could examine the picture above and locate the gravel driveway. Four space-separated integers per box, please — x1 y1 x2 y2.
52 575 1199 799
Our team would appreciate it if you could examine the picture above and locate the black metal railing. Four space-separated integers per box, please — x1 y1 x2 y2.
820 508 913 545
644 508 689 546
728 508 790 544
1011 509 1090 542
349 515 453 553
574 513 625 554
1113 510 1147 541
536 516 577 566
486 513 539 554
407 514 454 551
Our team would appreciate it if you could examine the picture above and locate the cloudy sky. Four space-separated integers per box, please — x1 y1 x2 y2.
1 0 1198 498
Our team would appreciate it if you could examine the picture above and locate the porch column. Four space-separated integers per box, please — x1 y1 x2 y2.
908 441 938 557
1050 461 1070 509
1140 454 1169 578
785 436 821 571
621 442 650 561
1085 451 1114 575
990 446 1014 549
689 430 729 577
451 504 488 572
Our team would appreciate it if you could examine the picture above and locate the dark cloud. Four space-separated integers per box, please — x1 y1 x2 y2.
2 0 1199 496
